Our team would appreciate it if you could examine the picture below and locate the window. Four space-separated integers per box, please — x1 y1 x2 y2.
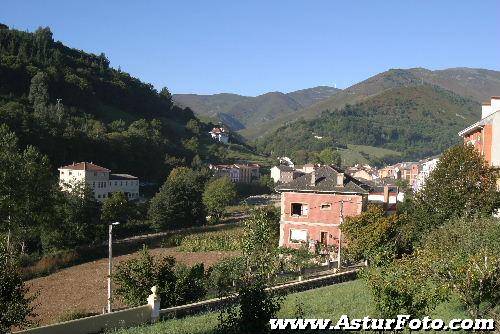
320 203 332 210
291 203 308 217
97 194 101 198
289 229 308 243
68 171 72 176
94 172 97 177
115 181 118 186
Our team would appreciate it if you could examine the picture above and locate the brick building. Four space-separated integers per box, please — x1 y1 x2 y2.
275 165 371 250
459 96 500 168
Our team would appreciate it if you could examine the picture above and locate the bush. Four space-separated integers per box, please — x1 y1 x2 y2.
114 246 207 308
208 256 246 293
216 277 282 334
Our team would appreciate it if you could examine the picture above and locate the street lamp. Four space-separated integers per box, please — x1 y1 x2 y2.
108 222 120 313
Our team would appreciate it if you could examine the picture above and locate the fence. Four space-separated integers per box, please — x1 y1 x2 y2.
14 269 359 334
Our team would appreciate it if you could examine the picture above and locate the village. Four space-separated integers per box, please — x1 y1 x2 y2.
1 4 500 333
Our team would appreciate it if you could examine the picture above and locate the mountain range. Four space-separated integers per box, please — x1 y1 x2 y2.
173 86 340 131
174 68 500 140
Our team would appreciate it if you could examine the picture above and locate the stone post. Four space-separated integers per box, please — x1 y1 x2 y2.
147 286 161 323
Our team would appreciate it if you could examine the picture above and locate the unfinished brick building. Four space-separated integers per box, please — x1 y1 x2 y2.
275 165 371 250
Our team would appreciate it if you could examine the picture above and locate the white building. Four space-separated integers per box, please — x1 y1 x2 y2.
209 127 229 144
59 162 140 202
412 158 439 192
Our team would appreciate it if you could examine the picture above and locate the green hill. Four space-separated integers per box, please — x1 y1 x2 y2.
0 24 261 182
256 84 480 163
243 67 500 140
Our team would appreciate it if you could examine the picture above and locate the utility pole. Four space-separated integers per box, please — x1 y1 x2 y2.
338 200 344 269
107 222 120 313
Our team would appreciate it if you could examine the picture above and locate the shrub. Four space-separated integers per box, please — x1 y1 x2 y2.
208 256 246 293
161 234 185 248
216 277 282 334
113 246 207 308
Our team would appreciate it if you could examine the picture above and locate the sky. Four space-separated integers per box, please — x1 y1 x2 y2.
2 0 500 96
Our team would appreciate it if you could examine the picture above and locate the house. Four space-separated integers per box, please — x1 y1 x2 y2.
412 157 439 192
277 156 294 168
209 164 240 182
459 96 500 167
209 127 229 144
234 163 260 183
366 179 405 214
275 165 371 250
459 96 500 190
270 165 304 184
345 164 379 181
59 162 140 202
296 163 317 174
209 163 260 183
378 165 399 179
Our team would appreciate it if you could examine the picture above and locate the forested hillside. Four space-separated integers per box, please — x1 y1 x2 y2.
0 24 226 182
256 84 480 162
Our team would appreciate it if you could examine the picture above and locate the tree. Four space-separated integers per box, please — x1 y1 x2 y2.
341 205 401 266
101 192 131 224
114 247 206 308
242 207 280 276
403 144 500 246
148 167 207 230
159 87 173 108
216 277 282 334
0 125 54 253
28 72 49 114
41 182 101 251
203 177 237 222
416 217 500 317
316 148 341 166
0 246 36 332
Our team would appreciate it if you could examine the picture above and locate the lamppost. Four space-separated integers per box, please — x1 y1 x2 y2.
108 222 120 313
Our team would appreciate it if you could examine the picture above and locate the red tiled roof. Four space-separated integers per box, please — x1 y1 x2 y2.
59 162 110 172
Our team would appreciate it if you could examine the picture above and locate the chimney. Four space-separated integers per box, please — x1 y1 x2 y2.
310 170 316 186
383 185 390 204
336 173 344 187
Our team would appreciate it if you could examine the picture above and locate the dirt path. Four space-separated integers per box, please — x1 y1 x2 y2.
27 248 237 325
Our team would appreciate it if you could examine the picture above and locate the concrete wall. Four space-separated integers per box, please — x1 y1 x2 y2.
159 269 359 319
14 305 151 334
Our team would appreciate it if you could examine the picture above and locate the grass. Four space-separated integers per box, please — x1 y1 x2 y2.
338 144 401 166
111 279 469 334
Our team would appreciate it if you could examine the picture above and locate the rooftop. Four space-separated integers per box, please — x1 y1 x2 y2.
59 162 110 172
276 165 371 194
